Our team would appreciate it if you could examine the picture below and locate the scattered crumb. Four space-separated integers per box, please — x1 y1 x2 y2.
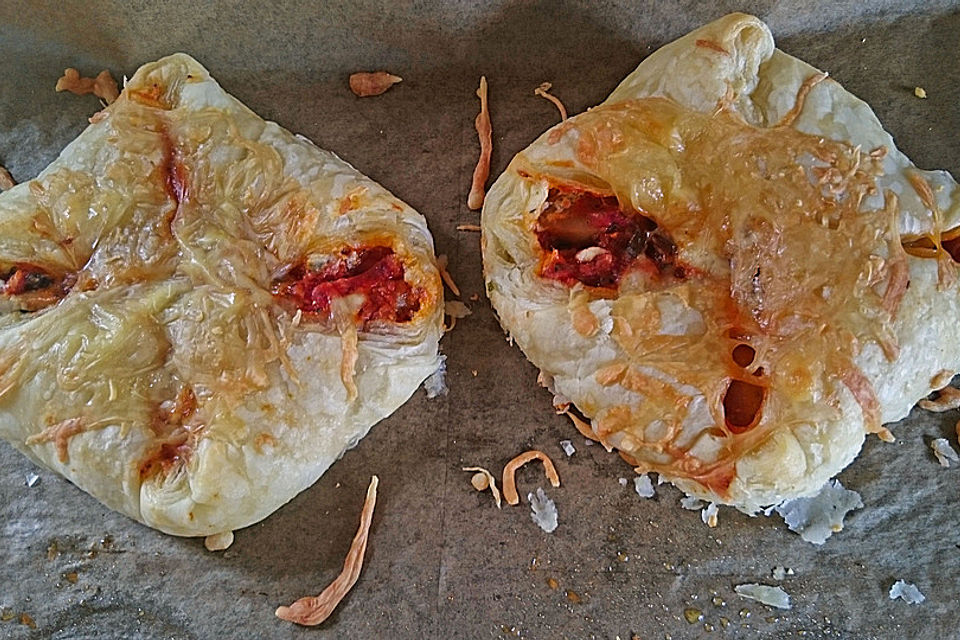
467 76 492 210
443 300 472 332
534 82 568 121
462 466 502 508
471 370 478 376
55 68 119 104
423 356 448 398
559 440 575 457
914 86 927 99
583 438 595 447
456 224 482 232
528 487 558 533
63 571 78 584
771 566 794 581
348 71 402 97
469 293 479 301
276 476 379 626
930 438 959 467
889 580 925 604
204 531 234 552
734 584 791 610
634 474 655 498
774 479 862 545
0 165 14 190
701 502 719 527
681 496 704 510
618 477 628 486
18 613 36 629
547 577 559 590
470 472 489 491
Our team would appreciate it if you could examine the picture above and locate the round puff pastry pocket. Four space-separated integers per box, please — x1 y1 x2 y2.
481 14 960 514
0 54 443 536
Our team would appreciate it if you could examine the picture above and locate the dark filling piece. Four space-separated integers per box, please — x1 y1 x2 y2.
535 188 682 287
273 246 421 324
1 264 75 311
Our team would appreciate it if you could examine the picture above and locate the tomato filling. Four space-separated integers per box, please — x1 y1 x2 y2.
1 264 74 311
273 246 421 324
535 188 682 287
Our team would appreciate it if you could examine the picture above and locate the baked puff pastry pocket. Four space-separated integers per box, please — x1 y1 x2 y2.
0 54 443 536
482 14 960 514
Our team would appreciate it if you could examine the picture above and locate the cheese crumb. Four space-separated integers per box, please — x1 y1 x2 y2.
914 86 927 99
559 440 576 457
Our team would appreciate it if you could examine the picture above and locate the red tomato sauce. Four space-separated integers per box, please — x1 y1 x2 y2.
535 188 682 287
273 246 421 324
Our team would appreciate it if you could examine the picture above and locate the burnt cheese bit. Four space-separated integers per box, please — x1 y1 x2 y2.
534 187 682 287
273 246 422 325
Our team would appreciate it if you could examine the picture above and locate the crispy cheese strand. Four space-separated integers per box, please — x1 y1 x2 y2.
467 76 492 210
776 72 828 128
348 71 402 97
534 82 568 121
462 466 502 508
276 476 379 626
502 450 560 506
436 254 461 297
55 68 119 104
919 386 960 412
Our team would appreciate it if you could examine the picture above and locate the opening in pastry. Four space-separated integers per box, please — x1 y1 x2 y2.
1 264 76 312
723 378 765 433
534 187 683 287
731 343 755 367
272 246 423 325
902 226 960 262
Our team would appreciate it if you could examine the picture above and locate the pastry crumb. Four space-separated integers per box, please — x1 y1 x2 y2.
204 531 234 551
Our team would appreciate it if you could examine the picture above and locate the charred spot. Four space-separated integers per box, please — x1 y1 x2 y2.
535 188 685 288
272 246 423 325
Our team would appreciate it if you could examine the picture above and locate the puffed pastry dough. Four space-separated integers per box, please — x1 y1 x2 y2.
0 54 443 536
482 14 960 513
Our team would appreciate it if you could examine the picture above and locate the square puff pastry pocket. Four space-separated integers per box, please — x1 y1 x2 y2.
0 54 443 536
482 13 960 514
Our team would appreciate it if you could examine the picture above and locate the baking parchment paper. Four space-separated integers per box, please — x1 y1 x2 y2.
1 1 959 638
